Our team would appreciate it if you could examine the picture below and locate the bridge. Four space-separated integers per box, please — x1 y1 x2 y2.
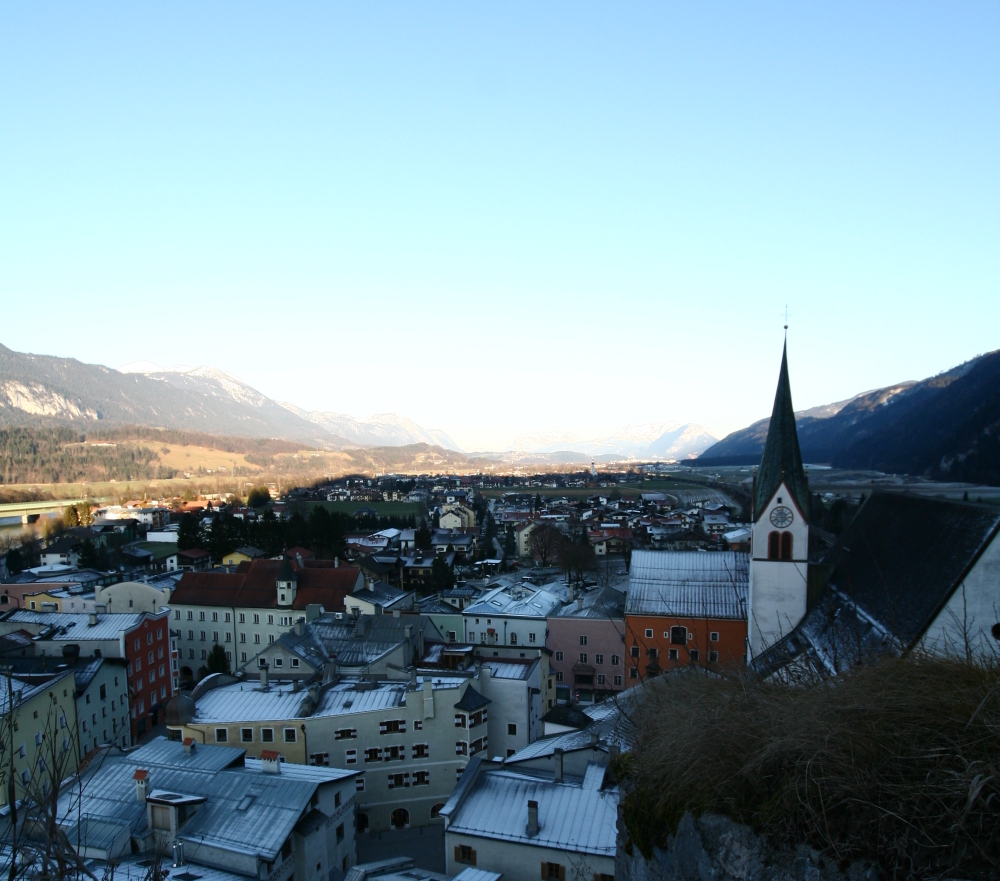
0 499 87 525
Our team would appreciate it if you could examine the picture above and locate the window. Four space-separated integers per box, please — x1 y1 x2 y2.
365 748 382 763
710 632 720 642
174 611 180 619
614 675 622 686
579 653 588 663
455 741 468 756
709 651 719 663
387 772 406 789
384 745 405 761
283 727 296 743
274 658 283 668
644 628 653 639
240 633 246 643
187 611 193 620
780 531 793 561
630 645 639 658
200 649 207 660
345 749 357 764
188 630 194 641
529 632 536 643
455 845 477 866
291 658 299 668
690 650 700 662
335 728 357 740
269 634 275 644
542 862 564 880
212 631 219 642
668 648 678 660
336 822 345 842
200 631 206 641
356 777 365 793
629 667 639 680
225 612 231 622
261 728 274 742
253 614 260 624
413 770 429 786
647 648 657 660
507 723 517 735
455 714 466 728
254 634 260 644
611 654 620 665
595 653 604 665
555 671 564 682
468 632 475 642
579 635 588 646
199 611 206 621
510 633 517 645
670 626 687 645
597 673 606 684
241 652 247 662
310 753 330 766
241 728 253 742
768 531 780 560
380 719 406 734
597 874 615 881
268 614 274 625
555 651 563 661
215 728 228 743
239 613 246 623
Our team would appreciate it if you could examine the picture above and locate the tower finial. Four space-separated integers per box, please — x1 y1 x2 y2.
784 304 788 337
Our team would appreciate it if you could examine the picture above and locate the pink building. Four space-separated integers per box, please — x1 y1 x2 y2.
546 586 627 704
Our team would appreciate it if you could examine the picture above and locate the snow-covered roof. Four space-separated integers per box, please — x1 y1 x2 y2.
625 550 748 619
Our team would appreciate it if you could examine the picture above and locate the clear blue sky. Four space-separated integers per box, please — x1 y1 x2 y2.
2 3 998 451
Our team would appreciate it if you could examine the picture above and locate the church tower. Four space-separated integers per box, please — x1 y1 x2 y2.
747 341 810 658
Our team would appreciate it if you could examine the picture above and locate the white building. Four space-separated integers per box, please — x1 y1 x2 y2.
463 584 562 649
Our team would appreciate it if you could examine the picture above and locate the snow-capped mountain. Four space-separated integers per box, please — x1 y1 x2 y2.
503 422 717 461
280 404 464 452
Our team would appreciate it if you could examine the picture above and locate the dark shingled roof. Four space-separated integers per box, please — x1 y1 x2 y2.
753 493 1000 679
454 682 491 711
753 342 810 522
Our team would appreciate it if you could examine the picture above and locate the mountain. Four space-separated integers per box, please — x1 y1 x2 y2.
698 350 1000 485
278 403 463 452
505 422 717 461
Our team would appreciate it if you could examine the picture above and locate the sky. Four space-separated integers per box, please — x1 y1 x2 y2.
2 3 998 452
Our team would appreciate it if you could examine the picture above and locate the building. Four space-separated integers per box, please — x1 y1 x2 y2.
624 550 749 679
345 857 500 881
223 546 267 566
96 576 176 614
754 493 1000 681
463 584 562 649
44 736 360 881
170 672 489 833
0 608 173 740
546 586 626 703
747 341 811 658
0 669 78 806
169 557 365 680
440 754 617 881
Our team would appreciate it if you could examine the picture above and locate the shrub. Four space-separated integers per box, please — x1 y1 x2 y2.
618 656 1000 878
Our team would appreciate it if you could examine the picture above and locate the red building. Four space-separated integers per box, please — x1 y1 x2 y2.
123 609 173 740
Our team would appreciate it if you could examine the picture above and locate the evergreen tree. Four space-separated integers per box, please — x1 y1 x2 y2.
206 644 230 675
177 513 200 551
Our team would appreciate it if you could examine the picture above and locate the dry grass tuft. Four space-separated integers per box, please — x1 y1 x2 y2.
618 656 1000 879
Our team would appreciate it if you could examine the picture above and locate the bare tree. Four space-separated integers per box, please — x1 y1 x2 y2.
529 524 561 568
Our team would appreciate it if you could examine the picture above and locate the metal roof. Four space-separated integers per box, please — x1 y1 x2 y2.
483 660 537 681
552 586 625 620
464 585 562 620
440 766 618 856
625 550 748 619
453 869 503 881
61 737 348 862
243 757 357 782
1 609 153 641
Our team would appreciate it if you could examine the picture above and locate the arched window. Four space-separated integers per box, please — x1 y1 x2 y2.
356 813 369 833
767 532 780 560
780 532 793 561
430 803 446 819
509 632 517 645
391 808 409 829
670 626 687 646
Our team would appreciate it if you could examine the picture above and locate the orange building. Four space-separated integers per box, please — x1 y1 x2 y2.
624 550 749 680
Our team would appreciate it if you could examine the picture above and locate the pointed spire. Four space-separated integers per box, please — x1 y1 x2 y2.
753 341 809 521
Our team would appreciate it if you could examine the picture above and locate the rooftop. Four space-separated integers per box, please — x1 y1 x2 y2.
625 550 748 619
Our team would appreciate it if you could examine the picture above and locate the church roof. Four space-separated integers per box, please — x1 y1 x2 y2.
754 342 810 521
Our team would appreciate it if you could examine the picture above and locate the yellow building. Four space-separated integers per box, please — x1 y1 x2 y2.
222 546 267 567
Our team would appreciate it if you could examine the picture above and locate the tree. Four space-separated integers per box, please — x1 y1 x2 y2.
6 548 23 576
415 524 432 550
177 513 200 551
62 506 79 528
503 530 516 559
248 486 271 508
206 644 230 676
530 523 561 567
430 557 455 592
77 539 98 569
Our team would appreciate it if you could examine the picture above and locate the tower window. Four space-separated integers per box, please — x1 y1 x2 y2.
780 532 793 561
768 532 780 560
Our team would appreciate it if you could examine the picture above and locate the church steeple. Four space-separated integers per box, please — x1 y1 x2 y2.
753 341 809 522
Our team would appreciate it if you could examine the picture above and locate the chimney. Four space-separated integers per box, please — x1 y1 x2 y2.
260 750 281 773
334 557 339 568
553 747 564 783
590 731 599 747
88 611 98 627
294 620 303 636
134 769 149 802
260 663 269 691
61 644 81 665
296 553 303 567
527 800 539 836
172 842 185 867
183 737 196 755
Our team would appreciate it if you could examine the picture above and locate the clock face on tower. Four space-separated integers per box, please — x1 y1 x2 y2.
770 506 794 528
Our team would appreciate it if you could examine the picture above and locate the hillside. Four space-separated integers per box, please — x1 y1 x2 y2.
698 350 1000 485
0 344 339 446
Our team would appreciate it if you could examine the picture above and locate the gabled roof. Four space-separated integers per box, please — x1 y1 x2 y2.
753 341 810 522
626 550 748 619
